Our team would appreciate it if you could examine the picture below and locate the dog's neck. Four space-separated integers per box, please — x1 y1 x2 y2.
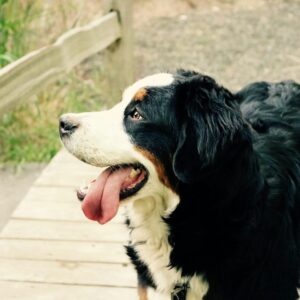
164 145 266 277
124 145 265 294
125 193 185 295
180 144 264 217
125 192 179 243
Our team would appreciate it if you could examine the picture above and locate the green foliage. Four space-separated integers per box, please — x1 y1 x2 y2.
0 0 35 67
0 1 105 164
0 70 104 164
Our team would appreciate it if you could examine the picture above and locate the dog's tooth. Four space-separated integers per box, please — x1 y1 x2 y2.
129 169 137 178
129 168 141 178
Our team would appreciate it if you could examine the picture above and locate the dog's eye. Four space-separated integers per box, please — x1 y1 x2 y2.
130 109 143 121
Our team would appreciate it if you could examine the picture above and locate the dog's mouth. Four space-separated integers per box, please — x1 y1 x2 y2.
77 164 148 224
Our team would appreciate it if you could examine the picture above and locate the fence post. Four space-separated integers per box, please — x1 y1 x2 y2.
103 0 134 103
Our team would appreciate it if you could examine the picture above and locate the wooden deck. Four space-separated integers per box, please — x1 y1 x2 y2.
0 150 138 300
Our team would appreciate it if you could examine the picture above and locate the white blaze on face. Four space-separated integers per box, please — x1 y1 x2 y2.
122 73 174 105
61 73 174 167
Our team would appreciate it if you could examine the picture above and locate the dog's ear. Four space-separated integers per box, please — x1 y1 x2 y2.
172 73 249 183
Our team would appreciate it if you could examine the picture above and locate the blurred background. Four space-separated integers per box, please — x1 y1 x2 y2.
0 0 299 227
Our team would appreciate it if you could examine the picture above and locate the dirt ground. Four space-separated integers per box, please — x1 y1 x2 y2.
135 0 300 90
0 0 299 229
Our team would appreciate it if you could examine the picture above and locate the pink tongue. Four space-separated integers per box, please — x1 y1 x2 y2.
81 168 132 224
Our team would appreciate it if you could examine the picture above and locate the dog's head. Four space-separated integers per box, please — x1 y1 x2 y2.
60 71 250 224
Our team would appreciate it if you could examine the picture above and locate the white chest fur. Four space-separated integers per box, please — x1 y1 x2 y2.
125 195 208 299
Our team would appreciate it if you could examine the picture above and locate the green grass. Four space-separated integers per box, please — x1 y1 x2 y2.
0 1 107 164
0 68 105 164
0 0 36 67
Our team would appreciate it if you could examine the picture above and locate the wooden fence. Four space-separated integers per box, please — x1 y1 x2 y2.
0 0 134 115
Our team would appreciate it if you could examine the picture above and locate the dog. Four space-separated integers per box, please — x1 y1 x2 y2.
59 70 300 300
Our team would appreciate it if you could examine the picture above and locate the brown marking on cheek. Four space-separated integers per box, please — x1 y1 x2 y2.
138 286 148 300
134 88 147 102
135 146 175 192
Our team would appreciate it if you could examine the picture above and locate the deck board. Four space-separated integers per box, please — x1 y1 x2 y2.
0 281 138 300
0 149 137 299
12 187 126 223
1 219 128 242
0 239 129 263
0 258 136 287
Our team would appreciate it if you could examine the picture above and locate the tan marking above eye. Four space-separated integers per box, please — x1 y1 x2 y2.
133 88 147 102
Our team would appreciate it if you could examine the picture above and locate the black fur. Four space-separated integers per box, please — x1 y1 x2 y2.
123 71 300 299
125 245 156 290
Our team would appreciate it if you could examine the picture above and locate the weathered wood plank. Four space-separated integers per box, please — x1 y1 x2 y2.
0 12 121 114
34 168 98 187
12 198 126 223
12 199 86 221
0 258 136 287
18 186 82 203
103 0 134 102
0 281 138 300
0 239 128 263
0 219 128 243
34 150 101 187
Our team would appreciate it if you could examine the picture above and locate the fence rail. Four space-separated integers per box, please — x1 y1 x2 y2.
0 0 133 114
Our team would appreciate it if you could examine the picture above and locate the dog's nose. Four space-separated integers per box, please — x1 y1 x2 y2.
59 115 79 136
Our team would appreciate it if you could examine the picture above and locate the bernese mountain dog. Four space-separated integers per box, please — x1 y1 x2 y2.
59 70 300 300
